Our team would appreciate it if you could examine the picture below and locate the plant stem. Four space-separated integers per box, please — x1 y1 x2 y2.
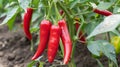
106 32 111 42
108 60 114 67
30 39 34 51
114 0 120 6
54 2 62 21
96 59 104 67
57 1 73 19
69 42 76 67
76 7 85 42
46 1 53 20
68 58 76 67
59 39 64 57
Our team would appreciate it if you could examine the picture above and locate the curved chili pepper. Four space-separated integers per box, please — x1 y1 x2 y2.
75 22 86 43
32 20 52 60
23 8 33 40
58 19 72 64
93 8 112 16
47 25 61 63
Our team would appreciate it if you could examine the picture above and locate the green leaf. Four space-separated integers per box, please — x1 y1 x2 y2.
0 0 3 8
99 40 118 67
39 61 45 67
96 59 104 67
32 0 40 8
87 40 118 66
84 22 99 35
4 2 17 9
32 12 40 22
18 0 30 11
70 0 89 9
30 27 39 33
113 7 120 13
97 2 113 10
89 2 97 8
27 61 37 67
0 7 19 26
87 14 120 39
0 13 6 18
87 41 101 57
70 0 80 9
7 13 17 30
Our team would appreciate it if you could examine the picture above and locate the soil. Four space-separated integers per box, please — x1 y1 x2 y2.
0 19 120 67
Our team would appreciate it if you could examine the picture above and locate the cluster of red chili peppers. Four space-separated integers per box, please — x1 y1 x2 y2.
31 19 72 64
23 8 72 64
23 7 112 65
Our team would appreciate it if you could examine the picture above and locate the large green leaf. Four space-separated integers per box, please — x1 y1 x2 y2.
87 14 120 39
113 7 120 13
7 13 17 30
87 40 118 66
4 2 17 9
97 2 113 10
84 21 99 35
99 41 118 66
32 0 40 8
0 7 19 26
87 41 101 57
18 0 30 11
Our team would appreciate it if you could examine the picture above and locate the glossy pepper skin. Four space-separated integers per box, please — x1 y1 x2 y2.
58 19 72 64
47 25 61 63
23 8 33 40
32 20 52 60
75 22 86 43
93 8 112 16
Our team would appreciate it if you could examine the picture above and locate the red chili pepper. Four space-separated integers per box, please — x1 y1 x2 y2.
23 8 33 40
93 8 112 16
58 19 72 64
75 22 86 43
47 25 61 63
32 20 52 60
59 10 64 15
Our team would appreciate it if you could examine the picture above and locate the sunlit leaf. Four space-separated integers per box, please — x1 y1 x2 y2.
32 0 40 8
113 7 120 13
4 2 17 9
97 2 113 10
87 41 101 56
0 7 19 26
87 40 118 66
90 2 97 8
7 14 17 30
18 0 30 11
87 14 120 39
99 40 118 67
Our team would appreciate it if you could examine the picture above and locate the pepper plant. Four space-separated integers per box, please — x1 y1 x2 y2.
0 0 120 67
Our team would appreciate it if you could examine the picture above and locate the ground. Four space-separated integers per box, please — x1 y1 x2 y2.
0 19 120 67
